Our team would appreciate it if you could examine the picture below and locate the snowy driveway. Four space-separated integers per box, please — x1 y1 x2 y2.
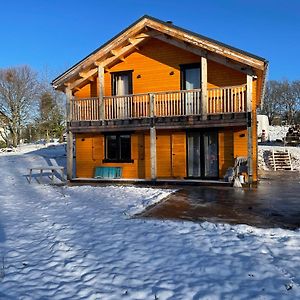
0 146 300 299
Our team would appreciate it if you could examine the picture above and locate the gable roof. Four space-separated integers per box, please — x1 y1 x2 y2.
52 15 268 98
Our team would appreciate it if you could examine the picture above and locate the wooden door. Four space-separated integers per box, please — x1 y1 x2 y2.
156 134 172 178
171 132 186 178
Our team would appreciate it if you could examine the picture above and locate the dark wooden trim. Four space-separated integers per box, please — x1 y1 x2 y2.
68 113 247 133
102 159 134 163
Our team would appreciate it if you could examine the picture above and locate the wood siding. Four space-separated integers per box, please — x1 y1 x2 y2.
75 130 186 179
73 38 258 181
75 128 257 180
103 39 199 95
218 129 234 177
73 38 252 101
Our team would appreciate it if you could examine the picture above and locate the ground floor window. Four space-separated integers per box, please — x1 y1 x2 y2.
104 134 132 162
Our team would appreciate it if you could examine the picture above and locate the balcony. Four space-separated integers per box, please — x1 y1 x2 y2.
69 84 247 131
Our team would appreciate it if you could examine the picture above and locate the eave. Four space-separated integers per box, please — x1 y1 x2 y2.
52 14 268 104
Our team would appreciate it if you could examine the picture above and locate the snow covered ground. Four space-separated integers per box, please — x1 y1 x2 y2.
258 126 300 171
0 143 299 299
268 125 290 142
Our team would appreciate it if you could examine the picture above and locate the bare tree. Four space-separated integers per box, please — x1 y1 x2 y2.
280 80 297 125
291 80 300 122
37 90 65 142
0 66 39 146
261 80 284 123
0 111 10 146
262 80 300 125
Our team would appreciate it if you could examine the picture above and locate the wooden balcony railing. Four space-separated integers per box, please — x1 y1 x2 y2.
207 84 246 114
70 85 246 121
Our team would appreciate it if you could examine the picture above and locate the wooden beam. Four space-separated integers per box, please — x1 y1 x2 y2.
148 32 255 76
201 57 207 120
146 19 265 70
65 84 74 181
53 20 148 88
98 36 149 68
66 131 73 180
98 66 105 120
69 68 98 90
246 74 253 184
110 49 118 56
65 84 72 122
149 93 155 117
150 127 157 180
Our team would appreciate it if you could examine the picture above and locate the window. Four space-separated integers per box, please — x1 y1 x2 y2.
180 63 201 115
180 63 201 90
112 71 133 96
104 134 132 162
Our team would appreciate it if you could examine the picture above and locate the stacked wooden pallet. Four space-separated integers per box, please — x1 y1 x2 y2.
269 149 293 171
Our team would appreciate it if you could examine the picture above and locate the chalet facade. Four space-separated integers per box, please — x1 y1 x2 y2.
52 15 268 183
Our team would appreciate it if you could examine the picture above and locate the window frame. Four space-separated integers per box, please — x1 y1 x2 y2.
111 70 133 96
103 133 133 163
180 63 201 90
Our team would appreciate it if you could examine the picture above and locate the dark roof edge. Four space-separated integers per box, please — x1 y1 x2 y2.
145 15 268 63
52 14 268 86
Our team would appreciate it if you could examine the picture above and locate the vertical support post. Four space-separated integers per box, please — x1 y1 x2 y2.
66 84 72 123
150 126 157 181
149 93 155 117
65 85 73 181
98 65 105 120
246 74 253 184
66 131 73 181
149 93 156 180
201 56 208 120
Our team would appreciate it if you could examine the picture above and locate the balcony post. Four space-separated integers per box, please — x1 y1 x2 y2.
149 93 155 117
65 84 73 180
246 74 253 184
98 65 105 120
201 56 207 120
66 84 72 122
149 93 156 180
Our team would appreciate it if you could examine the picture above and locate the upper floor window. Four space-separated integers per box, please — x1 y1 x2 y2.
180 63 201 90
111 71 133 96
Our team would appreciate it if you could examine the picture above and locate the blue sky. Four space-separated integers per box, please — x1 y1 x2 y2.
0 0 299 81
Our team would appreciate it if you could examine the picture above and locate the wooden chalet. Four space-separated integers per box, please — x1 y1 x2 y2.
52 15 268 183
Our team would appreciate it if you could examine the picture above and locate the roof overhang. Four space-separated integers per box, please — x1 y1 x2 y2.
52 15 268 104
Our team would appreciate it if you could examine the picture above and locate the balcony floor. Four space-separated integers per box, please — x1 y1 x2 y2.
69 112 247 132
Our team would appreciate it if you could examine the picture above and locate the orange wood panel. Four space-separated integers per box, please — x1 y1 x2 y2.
75 133 149 179
103 39 200 96
145 130 186 179
171 132 186 178
218 129 234 177
156 133 172 178
75 129 258 181
233 127 257 182
74 83 91 98
207 60 246 89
